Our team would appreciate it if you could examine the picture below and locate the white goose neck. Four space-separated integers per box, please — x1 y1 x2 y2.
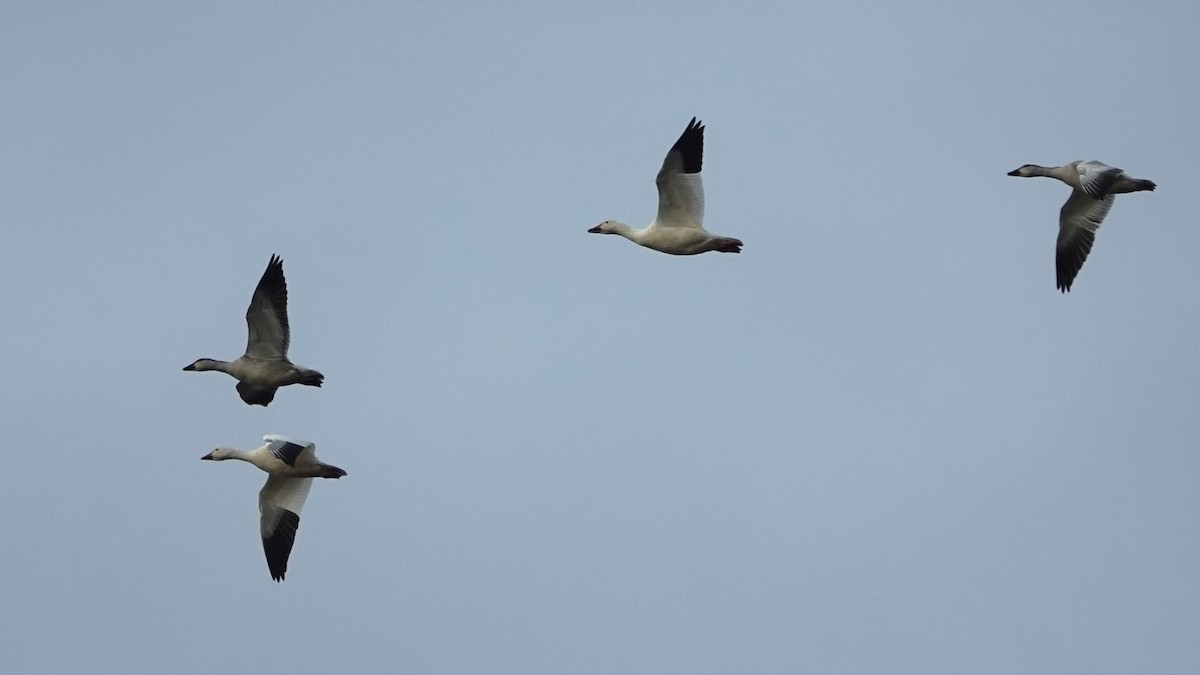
611 221 642 243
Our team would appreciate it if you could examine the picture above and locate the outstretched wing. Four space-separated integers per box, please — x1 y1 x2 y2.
653 118 705 229
1056 191 1114 292
245 255 291 360
259 475 313 582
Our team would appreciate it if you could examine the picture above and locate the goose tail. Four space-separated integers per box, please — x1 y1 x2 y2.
320 463 347 479
299 370 325 387
714 237 743 254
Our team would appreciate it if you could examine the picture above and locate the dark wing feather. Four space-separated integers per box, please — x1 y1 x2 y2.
1056 228 1095 292
244 255 291 360
1056 192 1114 292
236 382 277 406
259 476 313 582
271 440 309 467
262 509 299 582
654 118 706 228
663 117 704 175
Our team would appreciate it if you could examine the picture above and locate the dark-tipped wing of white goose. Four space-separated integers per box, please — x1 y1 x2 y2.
654 118 705 229
244 255 291 360
1076 161 1124 199
259 475 313 582
264 435 314 467
1056 191 1115 292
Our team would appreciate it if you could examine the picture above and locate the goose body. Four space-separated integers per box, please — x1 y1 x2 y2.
589 118 742 255
184 255 324 405
202 435 346 581
1007 161 1155 292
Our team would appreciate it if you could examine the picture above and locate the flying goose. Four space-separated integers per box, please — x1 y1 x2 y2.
202 435 347 581
184 255 324 405
1007 161 1156 292
588 117 743 255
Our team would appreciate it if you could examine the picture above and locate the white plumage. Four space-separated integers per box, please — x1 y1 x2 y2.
202 435 346 581
589 118 743 255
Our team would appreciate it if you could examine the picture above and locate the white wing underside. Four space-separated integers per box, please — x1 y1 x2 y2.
246 305 289 360
654 165 705 229
259 475 313 536
1060 190 1115 238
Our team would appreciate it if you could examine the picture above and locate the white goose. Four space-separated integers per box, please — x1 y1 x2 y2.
202 435 346 581
1008 161 1156 292
589 117 742 255
184 255 324 405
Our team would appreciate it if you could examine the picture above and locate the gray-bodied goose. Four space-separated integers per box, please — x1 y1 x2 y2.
184 255 323 405
1008 161 1155 292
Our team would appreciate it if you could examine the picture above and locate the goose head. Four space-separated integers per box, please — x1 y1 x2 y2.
183 358 221 372
201 447 237 461
588 220 624 235
1007 164 1040 177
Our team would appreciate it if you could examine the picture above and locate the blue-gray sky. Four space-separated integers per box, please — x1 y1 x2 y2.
3 2 1199 672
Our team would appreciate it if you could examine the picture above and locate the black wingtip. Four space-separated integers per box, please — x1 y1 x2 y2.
672 117 704 174
263 510 300 582
1055 224 1095 294
260 255 286 285
258 255 285 295
1056 265 1078 293
1056 246 1090 293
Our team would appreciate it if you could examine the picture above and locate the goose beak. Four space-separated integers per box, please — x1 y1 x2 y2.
182 363 197 371
1006 169 1021 176
201 451 215 460
587 225 603 233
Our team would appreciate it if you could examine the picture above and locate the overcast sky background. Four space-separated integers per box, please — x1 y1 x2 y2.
3 2 1199 673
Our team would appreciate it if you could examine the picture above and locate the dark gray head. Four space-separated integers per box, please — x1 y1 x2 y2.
1007 164 1039 177
182 358 219 372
